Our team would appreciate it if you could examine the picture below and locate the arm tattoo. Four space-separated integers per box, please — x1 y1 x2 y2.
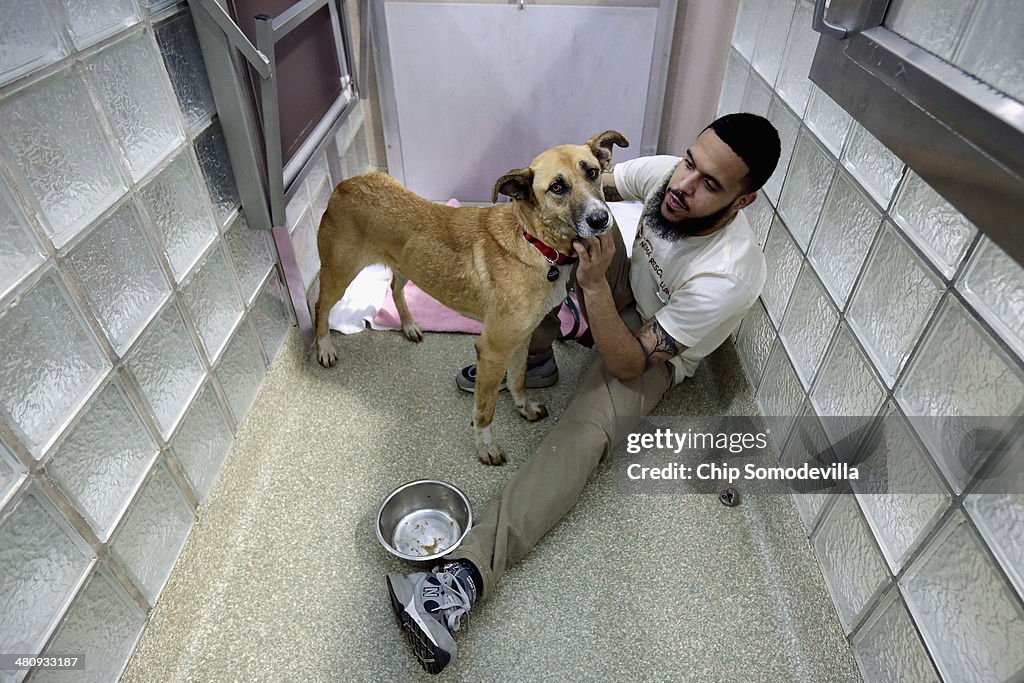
602 171 623 202
637 320 681 370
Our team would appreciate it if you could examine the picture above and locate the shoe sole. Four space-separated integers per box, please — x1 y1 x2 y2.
386 574 455 675
456 369 559 394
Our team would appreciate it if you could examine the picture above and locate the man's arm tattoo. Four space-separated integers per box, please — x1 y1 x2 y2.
602 171 623 202
637 320 681 370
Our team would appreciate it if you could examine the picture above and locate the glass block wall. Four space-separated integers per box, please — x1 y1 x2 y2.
727 1 1024 681
0 3 294 680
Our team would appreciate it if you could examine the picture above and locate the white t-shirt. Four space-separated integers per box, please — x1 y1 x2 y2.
613 155 767 382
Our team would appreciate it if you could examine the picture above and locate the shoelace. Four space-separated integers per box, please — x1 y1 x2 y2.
430 572 473 632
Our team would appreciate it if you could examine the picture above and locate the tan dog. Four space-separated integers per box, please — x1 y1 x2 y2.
315 131 629 464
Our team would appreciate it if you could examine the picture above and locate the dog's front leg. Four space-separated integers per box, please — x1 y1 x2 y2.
506 340 548 422
472 333 512 465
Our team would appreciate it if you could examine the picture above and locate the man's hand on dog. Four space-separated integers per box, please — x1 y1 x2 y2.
573 231 616 291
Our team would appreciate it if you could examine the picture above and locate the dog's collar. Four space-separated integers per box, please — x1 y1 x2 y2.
520 226 578 266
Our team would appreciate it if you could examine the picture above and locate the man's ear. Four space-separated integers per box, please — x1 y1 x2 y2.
492 168 534 203
586 130 630 170
735 191 757 210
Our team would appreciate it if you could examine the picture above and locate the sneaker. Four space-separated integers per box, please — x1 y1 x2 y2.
386 570 474 674
455 355 559 393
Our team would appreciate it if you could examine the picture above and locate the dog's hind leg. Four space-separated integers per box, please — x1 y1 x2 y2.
390 272 423 342
506 339 548 422
315 248 367 367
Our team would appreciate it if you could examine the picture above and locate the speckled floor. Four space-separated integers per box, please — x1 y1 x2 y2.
121 326 862 682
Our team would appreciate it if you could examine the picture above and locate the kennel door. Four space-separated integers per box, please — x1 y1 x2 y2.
375 1 668 203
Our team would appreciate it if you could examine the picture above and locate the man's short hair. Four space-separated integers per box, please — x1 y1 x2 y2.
703 113 781 193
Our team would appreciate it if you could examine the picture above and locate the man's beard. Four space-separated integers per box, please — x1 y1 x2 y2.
641 173 736 242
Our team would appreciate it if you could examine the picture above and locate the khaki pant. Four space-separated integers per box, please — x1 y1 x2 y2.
451 226 676 599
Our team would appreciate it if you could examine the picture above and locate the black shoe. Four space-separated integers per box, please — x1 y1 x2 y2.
455 356 559 393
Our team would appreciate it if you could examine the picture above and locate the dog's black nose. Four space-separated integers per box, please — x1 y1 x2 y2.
587 209 609 230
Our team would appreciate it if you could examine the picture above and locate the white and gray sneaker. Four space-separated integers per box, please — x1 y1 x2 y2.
386 570 474 674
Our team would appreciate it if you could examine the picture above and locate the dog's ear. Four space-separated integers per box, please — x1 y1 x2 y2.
492 168 534 203
586 130 630 170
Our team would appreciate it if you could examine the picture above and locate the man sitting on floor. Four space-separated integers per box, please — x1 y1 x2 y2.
386 112 781 674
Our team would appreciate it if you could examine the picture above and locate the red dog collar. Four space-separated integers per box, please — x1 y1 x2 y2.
520 226 579 266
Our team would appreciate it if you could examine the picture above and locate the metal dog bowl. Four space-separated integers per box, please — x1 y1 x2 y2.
376 480 472 562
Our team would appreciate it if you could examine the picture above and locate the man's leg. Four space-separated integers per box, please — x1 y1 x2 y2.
450 335 673 597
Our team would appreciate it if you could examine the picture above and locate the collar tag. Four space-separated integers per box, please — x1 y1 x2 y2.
547 265 560 282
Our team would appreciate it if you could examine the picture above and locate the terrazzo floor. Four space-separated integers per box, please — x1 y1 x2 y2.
121 325 863 682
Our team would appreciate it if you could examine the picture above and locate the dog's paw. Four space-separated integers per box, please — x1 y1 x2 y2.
477 441 507 466
316 338 338 368
518 400 548 422
402 321 424 343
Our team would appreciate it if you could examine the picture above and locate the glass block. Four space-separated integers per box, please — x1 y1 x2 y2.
901 510 1024 682
304 152 331 199
45 378 157 541
171 381 233 501
1 176 45 299
292 209 321 291
0 270 110 457
841 123 905 208
85 30 184 180
216 320 266 425
775 0 817 116
763 95 800 204
751 0 796 87
848 222 943 387
225 214 275 305
741 197 772 248
956 0 1024 103
138 150 218 283
181 244 244 362
959 237 1024 359
0 488 93 658
811 494 890 633
33 568 146 683
285 182 309 233
251 270 294 363
736 300 775 390
885 0 978 62
852 404 950 573
810 325 886 461
310 178 331 226
59 0 141 50
851 589 941 683
110 460 194 605
761 216 802 326
741 70 773 120
66 202 171 356
808 172 882 308
732 0 766 60
155 9 216 131
966 449 1024 598
897 297 1024 494
0 0 67 86
780 265 839 389
891 170 977 279
784 403 834 532
333 103 365 161
144 0 183 12
804 85 853 157
778 130 835 251
125 300 205 438
0 68 126 247
756 342 806 452
0 439 26 508
194 119 240 226
718 49 749 118
340 125 372 178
